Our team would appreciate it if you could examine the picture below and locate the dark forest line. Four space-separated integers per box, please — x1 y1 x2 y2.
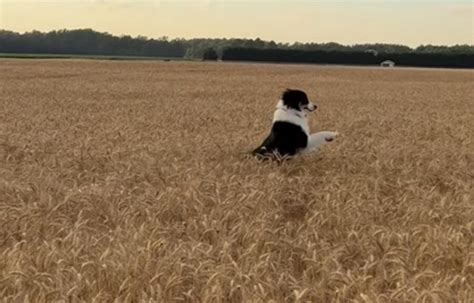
1 29 473 67
221 48 474 68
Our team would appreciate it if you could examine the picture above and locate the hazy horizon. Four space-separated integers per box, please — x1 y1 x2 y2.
1 0 473 47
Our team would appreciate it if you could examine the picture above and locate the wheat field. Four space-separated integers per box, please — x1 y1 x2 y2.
0 59 473 302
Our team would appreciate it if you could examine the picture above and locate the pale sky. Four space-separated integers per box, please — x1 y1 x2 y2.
0 0 473 46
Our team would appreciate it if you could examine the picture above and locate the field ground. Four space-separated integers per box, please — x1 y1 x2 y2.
0 60 473 302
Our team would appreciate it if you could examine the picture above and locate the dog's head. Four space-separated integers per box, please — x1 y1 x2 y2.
281 89 317 113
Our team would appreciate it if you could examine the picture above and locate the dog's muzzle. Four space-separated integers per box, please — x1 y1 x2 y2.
306 103 317 112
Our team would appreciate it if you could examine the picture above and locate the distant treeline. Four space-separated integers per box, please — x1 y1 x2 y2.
222 48 474 68
1 29 473 67
0 29 187 57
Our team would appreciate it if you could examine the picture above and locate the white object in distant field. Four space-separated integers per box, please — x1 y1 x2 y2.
381 60 395 67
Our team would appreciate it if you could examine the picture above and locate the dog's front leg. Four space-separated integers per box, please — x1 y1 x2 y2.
304 131 338 153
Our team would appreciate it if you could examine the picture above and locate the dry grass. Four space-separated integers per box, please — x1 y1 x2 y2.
0 59 473 302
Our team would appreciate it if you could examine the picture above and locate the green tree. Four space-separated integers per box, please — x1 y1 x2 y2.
202 48 218 60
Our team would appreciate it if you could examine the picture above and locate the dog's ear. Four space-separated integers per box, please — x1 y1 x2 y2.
283 88 294 97
282 89 306 110
281 89 290 102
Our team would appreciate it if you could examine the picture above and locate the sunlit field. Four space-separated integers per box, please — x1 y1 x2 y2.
0 59 472 302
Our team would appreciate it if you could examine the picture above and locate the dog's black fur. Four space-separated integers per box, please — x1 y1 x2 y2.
252 121 307 158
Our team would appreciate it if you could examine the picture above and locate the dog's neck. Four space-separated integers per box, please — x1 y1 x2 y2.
273 100 310 135
275 100 305 118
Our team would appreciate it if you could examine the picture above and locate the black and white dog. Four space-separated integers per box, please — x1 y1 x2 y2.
252 89 337 159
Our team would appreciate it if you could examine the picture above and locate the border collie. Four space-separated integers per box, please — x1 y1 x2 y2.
252 89 337 159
